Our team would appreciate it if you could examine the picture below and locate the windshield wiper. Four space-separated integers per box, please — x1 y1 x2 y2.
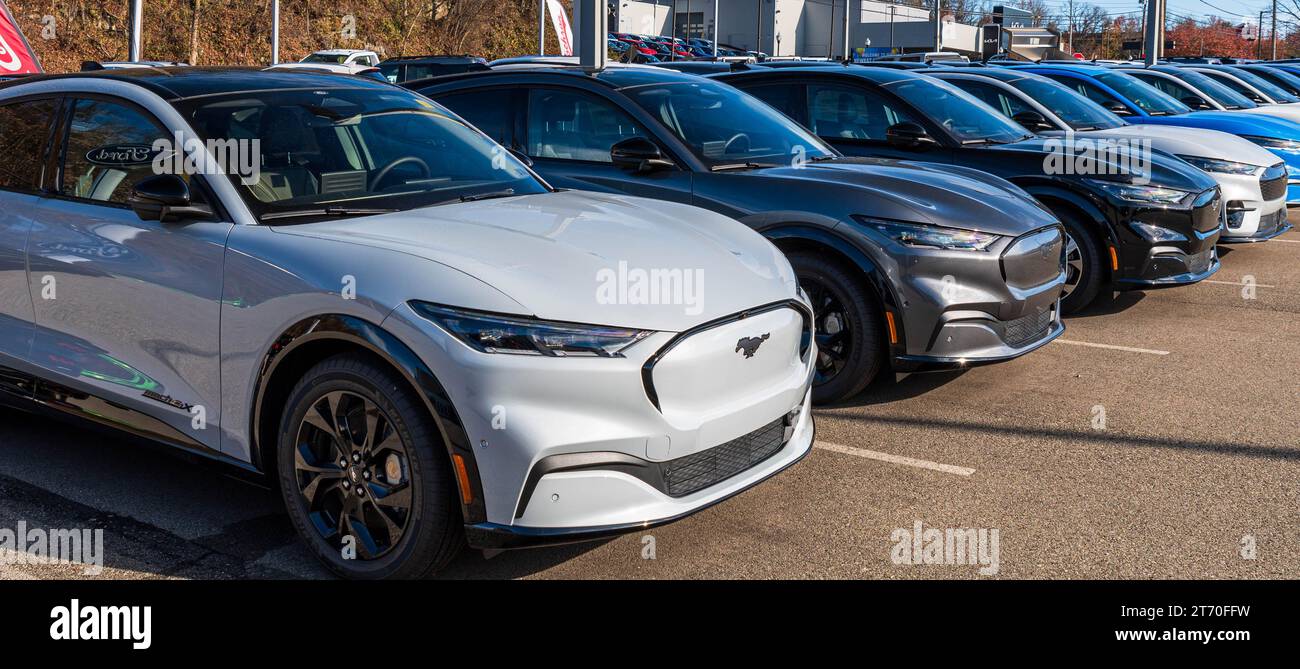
808 155 838 162
458 189 517 203
260 206 399 222
710 162 778 172
961 137 1002 145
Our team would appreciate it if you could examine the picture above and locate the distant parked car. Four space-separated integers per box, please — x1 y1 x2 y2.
378 55 488 84
299 49 381 71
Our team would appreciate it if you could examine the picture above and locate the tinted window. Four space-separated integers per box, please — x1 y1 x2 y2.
627 80 835 168
178 87 546 221
808 83 919 140
1221 68 1298 102
438 89 516 147
744 83 806 123
1004 77 1123 130
526 89 649 163
1047 76 1126 109
62 99 169 204
948 80 1035 118
1164 68 1256 109
1129 73 1191 101
881 77 1032 143
1093 72 1189 115
0 98 56 192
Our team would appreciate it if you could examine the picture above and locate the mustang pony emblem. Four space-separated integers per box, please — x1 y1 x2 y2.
735 333 771 359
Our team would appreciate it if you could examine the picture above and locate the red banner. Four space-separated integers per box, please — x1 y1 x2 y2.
0 1 42 75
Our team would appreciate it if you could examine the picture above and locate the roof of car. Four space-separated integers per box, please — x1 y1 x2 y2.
925 66 1031 82
0 66 395 100
720 64 924 85
407 62 711 91
1010 63 1113 75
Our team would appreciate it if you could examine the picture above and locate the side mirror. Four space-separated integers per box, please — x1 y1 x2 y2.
1105 101 1133 115
885 121 938 149
610 137 674 173
506 147 534 167
1011 110 1053 132
128 174 213 223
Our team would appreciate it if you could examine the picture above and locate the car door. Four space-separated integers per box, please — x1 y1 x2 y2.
801 80 952 163
26 95 232 452
0 96 58 382
520 86 693 202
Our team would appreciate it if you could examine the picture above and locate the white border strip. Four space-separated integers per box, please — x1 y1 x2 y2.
814 441 975 476
1054 339 1170 355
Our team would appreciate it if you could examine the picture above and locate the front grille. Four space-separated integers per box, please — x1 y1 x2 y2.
1256 209 1285 235
1186 248 1215 274
1260 164 1288 201
1002 308 1052 348
662 419 786 497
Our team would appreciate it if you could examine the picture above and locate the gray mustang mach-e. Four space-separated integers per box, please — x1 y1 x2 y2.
0 68 818 578
413 64 1068 404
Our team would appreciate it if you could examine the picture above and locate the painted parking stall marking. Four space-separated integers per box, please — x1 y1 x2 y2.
814 441 975 476
1053 339 1171 356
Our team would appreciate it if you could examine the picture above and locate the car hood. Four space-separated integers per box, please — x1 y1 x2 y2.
991 135 1217 192
754 157 1058 236
272 190 798 332
1077 125 1279 167
1140 110 1300 140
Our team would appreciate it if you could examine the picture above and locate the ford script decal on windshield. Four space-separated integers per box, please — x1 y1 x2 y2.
84 144 163 167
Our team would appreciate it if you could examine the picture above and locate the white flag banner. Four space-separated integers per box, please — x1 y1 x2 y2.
546 0 574 57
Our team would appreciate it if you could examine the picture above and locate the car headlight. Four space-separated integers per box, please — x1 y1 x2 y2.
1087 180 1192 207
852 216 1001 251
411 302 651 357
1176 155 1264 176
1243 135 1300 151
1129 221 1187 242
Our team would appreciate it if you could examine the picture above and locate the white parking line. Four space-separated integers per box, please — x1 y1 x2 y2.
1202 279 1276 288
814 441 975 476
1054 339 1170 355
1272 239 1300 243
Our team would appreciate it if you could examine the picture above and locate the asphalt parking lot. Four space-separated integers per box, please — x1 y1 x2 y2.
1 228 1296 580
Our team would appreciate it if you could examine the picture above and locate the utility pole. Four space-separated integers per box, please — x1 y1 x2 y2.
1272 0 1278 60
271 0 280 64
889 4 895 52
1142 0 1158 65
1138 0 1145 59
128 0 142 61
935 0 946 52
843 0 851 60
713 0 719 57
1258 10 1265 59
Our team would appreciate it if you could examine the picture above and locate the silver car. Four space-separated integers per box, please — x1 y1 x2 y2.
0 69 815 578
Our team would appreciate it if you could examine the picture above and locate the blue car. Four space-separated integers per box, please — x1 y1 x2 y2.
1014 64 1300 205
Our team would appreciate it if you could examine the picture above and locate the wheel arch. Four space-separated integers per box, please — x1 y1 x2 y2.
1020 186 1119 280
250 314 487 525
762 224 904 358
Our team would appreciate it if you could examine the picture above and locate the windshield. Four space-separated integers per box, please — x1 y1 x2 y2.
625 80 836 168
1095 71 1190 115
177 87 546 221
1162 68 1256 109
883 77 1032 143
301 53 350 64
1228 68 1300 102
1008 76 1124 130
1246 66 1300 96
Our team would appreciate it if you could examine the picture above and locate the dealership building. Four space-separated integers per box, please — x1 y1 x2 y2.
612 1 1058 60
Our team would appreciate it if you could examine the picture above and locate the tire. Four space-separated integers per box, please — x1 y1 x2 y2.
787 250 885 404
1056 210 1106 315
276 353 463 579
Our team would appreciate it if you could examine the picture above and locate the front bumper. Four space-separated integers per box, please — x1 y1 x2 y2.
848 223 1067 368
385 299 817 546
1213 168 1288 241
1111 188 1222 288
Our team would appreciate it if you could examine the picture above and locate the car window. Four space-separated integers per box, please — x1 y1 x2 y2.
61 98 170 205
1047 76 1126 110
1202 71 1267 103
948 80 1034 118
178 87 545 221
1129 73 1191 101
0 98 57 193
438 88 517 147
525 88 649 163
1164 68 1256 108
808 83 918 140
744 83 806 124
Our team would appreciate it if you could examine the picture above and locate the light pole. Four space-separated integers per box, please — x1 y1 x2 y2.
713 0 719 57
843 0 851 61
889 4 895 53
129 0 142 61
539 0 546 55
271 0 280 64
